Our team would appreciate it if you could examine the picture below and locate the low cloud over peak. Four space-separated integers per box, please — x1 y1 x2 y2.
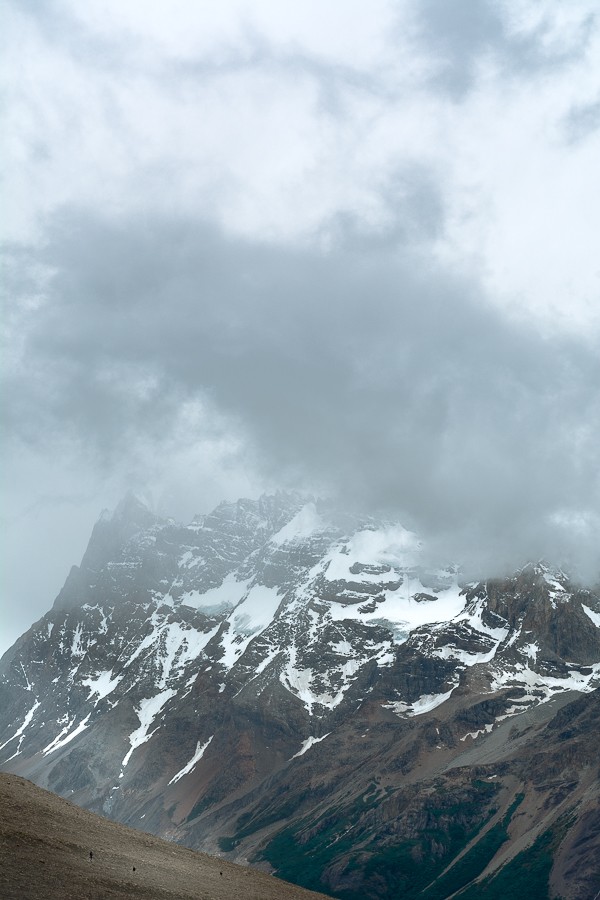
6 209 600 577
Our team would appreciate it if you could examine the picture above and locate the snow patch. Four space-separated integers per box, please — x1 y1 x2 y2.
327 578 466 644
70 623 86 658
121 689 175 769
178 550 197 569
219 583 283 669
82 670 122 704
543 572 566 593
121 614 220 688
455 600 509 642
291 733 330 759
432 644 498 666
0 700 40 757
330 640 353 655
409 687 456 715
19 663 33 691
271 503 324 545
322 526 420 582
383 686 456 718
582 604 600 627
281 645 363 715
43 715 91 755
168 735 214 784
254 647 281 676
521 642 540 663
180 573 249 614
461 723 494 742
490 661 600 712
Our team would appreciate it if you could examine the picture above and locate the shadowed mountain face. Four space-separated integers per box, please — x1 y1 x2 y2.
2 492 600 898
0 772 331 900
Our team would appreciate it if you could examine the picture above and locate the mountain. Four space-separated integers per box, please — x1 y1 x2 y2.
0 772 330 900
2 491 600 898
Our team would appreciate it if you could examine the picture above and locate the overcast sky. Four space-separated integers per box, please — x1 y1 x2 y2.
3 0 600 657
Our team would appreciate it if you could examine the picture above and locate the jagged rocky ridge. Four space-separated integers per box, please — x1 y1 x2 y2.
2 492 600 898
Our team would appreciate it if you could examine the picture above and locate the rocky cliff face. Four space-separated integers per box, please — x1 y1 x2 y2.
1 492 600 898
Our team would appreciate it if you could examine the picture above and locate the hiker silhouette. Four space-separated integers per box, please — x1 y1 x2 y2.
89 851 93 861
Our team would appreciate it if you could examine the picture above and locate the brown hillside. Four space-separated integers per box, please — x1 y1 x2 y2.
0 773 331 900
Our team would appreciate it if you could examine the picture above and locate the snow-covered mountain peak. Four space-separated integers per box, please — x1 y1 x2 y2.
3 492 600 898
3 491 600 889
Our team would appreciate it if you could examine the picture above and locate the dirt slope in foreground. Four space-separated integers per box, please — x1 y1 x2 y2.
0 773 332 900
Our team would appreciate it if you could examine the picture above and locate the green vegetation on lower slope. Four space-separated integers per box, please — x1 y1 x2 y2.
457 814 572 900
261 779 502 899
421 793 524 900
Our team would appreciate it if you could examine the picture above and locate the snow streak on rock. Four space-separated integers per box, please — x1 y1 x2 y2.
121 690 175 770
169 736 214 784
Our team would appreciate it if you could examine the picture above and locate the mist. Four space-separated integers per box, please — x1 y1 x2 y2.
6 210 600 580
3 0 600 655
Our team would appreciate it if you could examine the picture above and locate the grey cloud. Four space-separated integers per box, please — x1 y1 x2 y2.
414 0 596 98
414 0 504 97
325 162 446 251
6 207 600 577
563 96 600 143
